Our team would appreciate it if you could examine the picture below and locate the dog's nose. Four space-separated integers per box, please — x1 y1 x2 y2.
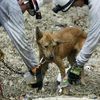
49 55 54 60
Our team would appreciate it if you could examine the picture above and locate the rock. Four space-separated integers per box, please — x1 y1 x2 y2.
88 94 97 99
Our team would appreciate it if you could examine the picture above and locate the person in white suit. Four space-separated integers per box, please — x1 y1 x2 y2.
0 0 43 75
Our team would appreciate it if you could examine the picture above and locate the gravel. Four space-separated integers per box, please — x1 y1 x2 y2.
0 3 100 100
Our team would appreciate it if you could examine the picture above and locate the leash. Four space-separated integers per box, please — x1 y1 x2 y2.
39 57 46 65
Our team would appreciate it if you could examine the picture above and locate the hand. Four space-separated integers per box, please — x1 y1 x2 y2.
18 0 29 13
31 65 40 74
18 0 24 5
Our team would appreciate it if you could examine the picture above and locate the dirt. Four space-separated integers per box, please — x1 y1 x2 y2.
0 2 100 100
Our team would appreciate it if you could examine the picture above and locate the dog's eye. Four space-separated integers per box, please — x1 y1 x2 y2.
44 45 48 48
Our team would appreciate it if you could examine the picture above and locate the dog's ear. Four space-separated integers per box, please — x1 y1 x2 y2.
36 26 43 40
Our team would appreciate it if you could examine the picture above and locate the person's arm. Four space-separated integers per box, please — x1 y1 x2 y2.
18 0 30 13
0 0 39 71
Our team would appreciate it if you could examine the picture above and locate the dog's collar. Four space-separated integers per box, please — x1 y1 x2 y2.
39 57 48 65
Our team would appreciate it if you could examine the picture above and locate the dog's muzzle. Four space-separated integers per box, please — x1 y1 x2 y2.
48 54 54 60
46 52 55 61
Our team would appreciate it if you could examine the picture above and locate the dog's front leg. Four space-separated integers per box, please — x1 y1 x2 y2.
31 62 49 92
41 62 49 82
55 57 70 95
54 57 66 78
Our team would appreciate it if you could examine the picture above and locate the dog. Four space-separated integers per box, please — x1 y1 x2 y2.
32 26 87 94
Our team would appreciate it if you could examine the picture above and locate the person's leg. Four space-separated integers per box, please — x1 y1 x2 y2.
0 0 39 70
68 0 100 84
76 0 100 66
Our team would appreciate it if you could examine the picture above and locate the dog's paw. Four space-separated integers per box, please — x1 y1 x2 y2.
56 85 71 95
29 81 43 92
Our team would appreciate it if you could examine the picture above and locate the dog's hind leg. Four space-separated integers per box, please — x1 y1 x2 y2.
67 50 85 85
67 49 77 66
55 57 71 95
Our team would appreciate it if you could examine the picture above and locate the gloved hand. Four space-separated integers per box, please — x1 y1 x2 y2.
68 64 83 84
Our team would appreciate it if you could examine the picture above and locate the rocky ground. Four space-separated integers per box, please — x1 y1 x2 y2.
0 2 100 100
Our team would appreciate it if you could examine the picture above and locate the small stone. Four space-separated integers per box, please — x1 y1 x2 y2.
88 94 97 99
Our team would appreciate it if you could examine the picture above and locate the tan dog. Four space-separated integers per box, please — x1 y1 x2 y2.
34 26 87 93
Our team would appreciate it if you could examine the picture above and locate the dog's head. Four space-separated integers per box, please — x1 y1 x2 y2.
36 27 61 61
